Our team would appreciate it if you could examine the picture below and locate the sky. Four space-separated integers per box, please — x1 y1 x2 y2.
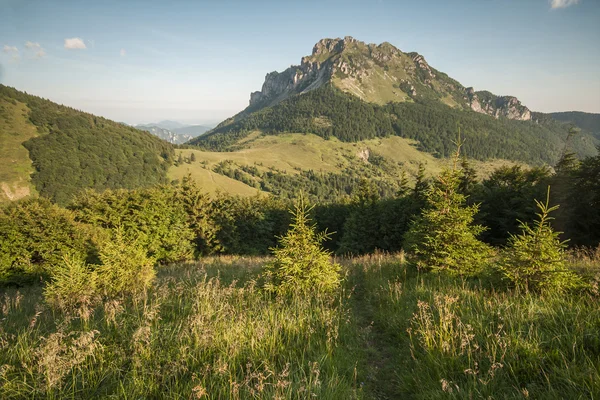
1 0 599 125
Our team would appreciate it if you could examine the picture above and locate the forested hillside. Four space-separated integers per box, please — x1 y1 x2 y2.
192 85 597 164
550 111 600 139
0 85 174 205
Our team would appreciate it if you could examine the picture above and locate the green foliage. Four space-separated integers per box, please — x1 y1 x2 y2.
337 189 380 255
213 159 399 203
550 111 600 140
95 231 156 298
264 196 341 294
211 194 290 255
559 148 600 246
0 198 96 284
43 253 98 315
473 165 550 245
70 187 194 263
499 188 582 292
0 84 174 205
405 138 493 275
175 175 221 255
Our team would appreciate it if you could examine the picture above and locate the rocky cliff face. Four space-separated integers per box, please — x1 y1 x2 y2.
465 88 532 121
247 36 533 121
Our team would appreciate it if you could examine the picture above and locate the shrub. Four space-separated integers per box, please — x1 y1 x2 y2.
70 187 194 264
498 188 583 292
264 195 341 294
96 231 156 298
44 253 98 317
0 198 95 284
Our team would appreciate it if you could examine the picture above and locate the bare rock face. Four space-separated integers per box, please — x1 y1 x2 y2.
465 87 532 121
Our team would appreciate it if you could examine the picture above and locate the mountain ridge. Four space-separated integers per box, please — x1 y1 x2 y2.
191 36 597 166
245 36 532 121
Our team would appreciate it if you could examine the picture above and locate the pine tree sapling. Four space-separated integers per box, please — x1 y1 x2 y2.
404 131 492 276
499 187 582 293
264 195 341 295
96 230 156 298
44 253 98 317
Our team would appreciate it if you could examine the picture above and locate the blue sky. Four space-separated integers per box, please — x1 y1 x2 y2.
1 0 599 124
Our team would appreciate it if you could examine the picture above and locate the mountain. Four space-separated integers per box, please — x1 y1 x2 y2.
191 37 598 165
549 112 600 140
172 124 212 137
151 120 189 130
136 125 194 145
0 85 174 205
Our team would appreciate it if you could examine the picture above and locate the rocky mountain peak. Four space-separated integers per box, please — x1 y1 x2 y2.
247 37 533 122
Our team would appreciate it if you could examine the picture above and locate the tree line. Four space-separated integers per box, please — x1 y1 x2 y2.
2 145 599 287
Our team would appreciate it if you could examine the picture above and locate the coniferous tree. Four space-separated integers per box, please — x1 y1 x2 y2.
499 187 582 292
264 194 340 294
404 133 492 276
338 180 381 255
397 170 410 197
413 163 429 202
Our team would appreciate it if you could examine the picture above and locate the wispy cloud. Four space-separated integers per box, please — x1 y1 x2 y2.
120 48 126 57
25 41 46 58
64 37 87 50
3 44 20 61
549 0 580 9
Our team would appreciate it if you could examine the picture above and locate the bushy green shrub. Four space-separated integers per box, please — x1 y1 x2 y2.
0 198 96 284
264 196 340 294
499 188 583 292
70 187 194 263
43 253 98 316
96 230 156 298
211 194 289 255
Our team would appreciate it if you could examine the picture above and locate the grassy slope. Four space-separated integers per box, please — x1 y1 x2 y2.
1 254 598 398
0 98 38 203
171 132 521 196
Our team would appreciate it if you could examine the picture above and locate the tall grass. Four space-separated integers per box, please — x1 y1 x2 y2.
352 251 600 399
0 257 365 399
1 253 599 398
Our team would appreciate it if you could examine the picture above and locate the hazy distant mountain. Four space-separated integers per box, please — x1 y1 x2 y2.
147 120 189 130
136 125 193 145
172 125 212 137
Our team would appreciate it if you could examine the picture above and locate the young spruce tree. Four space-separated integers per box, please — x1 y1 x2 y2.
404 132 492 276
499 187 582 293
264 194 340 295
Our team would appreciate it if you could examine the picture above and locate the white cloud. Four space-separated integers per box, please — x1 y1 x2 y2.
25 41 40 49
3 44 20 61
549 0 580 9
24 41 46 58
120 48 126 57
64 37 87 50
3 45 18 53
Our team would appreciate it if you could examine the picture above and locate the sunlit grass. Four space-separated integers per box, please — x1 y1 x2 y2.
1 253 598 398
